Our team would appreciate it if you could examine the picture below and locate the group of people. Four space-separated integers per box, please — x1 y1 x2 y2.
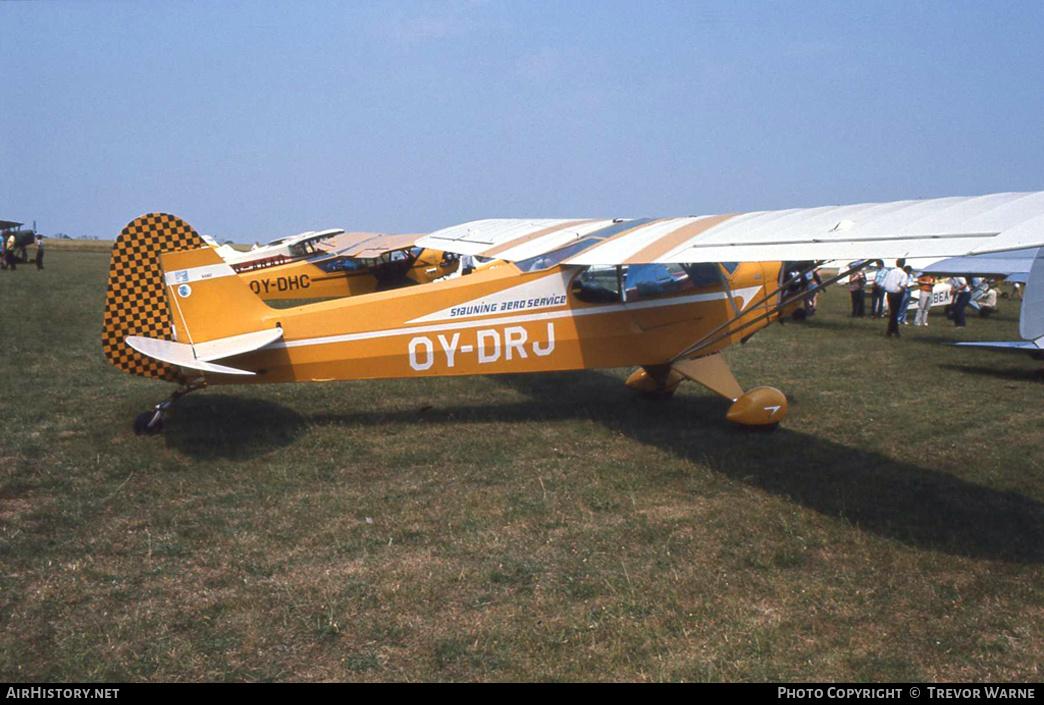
847 259 977 337
1 233 43 270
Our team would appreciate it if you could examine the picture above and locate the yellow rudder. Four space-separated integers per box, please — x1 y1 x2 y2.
159 246 272 346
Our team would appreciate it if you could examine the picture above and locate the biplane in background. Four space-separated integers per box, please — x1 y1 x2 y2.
205 229 459 301
1 220 37 265
101 192 1044 434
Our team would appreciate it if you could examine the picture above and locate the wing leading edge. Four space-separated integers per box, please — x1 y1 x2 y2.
413 192 1044 267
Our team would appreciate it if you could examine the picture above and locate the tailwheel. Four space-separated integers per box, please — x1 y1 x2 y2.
132 379 205 436
133 410 165 435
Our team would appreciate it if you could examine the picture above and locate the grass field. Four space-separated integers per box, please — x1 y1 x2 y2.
0 249 1041 682
36 239 115 254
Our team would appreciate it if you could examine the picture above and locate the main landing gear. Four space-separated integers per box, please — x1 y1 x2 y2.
133 380 205 435
627 356 788 429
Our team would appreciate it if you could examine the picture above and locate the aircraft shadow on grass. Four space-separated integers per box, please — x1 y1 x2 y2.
164 395 308 461
936 362 1044 383
897 333 1044 381
166 372 1044 564
801 320 1043 382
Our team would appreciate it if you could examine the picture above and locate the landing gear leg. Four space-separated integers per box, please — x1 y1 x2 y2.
133 379 205 435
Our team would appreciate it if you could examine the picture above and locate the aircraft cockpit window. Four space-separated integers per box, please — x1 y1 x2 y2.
623 263 721 301
374 250 411 264
571 265 622 303
721 261 740 276
315 257 363 273
288 241 319 257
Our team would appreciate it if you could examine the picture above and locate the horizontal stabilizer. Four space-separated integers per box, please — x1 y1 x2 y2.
125 336 256 376
954 337 1044 353
193 328 283 361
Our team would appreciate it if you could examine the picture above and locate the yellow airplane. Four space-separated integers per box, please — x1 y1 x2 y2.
228 231 460 301
102 192 1044 434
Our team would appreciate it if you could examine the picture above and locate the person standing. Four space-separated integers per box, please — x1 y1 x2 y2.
870 260 888 318
950 276 971 327
804 268 823 315
849 268 867 317
882 260 909 337
5 233 16 270
34 235 44 270
914 271 935 326
896 265 915 325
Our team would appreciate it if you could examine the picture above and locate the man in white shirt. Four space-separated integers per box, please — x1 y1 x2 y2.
882 259 910 337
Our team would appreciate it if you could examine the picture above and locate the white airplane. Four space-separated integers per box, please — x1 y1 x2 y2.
201 228 345 271
953 248 1044 358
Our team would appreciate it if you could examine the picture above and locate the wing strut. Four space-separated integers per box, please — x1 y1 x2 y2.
669 260 870 363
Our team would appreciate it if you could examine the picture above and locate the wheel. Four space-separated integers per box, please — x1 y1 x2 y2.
133 410 164 435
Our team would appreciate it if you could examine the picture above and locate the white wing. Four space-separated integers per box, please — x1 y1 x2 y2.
419 219 606 257
415 192 1044 266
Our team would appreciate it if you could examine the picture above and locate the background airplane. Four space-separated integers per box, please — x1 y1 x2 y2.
224 230 459 301
951 248 1044 358
1 219 37 266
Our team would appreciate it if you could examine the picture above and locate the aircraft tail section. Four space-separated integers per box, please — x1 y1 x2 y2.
103 213 274 381
157 245 272 345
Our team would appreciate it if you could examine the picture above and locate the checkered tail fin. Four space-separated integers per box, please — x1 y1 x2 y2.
103 213 214 381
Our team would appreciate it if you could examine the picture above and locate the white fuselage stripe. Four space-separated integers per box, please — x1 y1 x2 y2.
272 288 751 350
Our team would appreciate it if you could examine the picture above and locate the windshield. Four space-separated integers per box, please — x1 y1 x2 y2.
622 263 721 301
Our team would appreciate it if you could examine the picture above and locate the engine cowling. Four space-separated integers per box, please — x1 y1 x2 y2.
726 386 788 427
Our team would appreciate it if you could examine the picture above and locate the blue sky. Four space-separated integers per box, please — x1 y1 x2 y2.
3 1 1043 242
